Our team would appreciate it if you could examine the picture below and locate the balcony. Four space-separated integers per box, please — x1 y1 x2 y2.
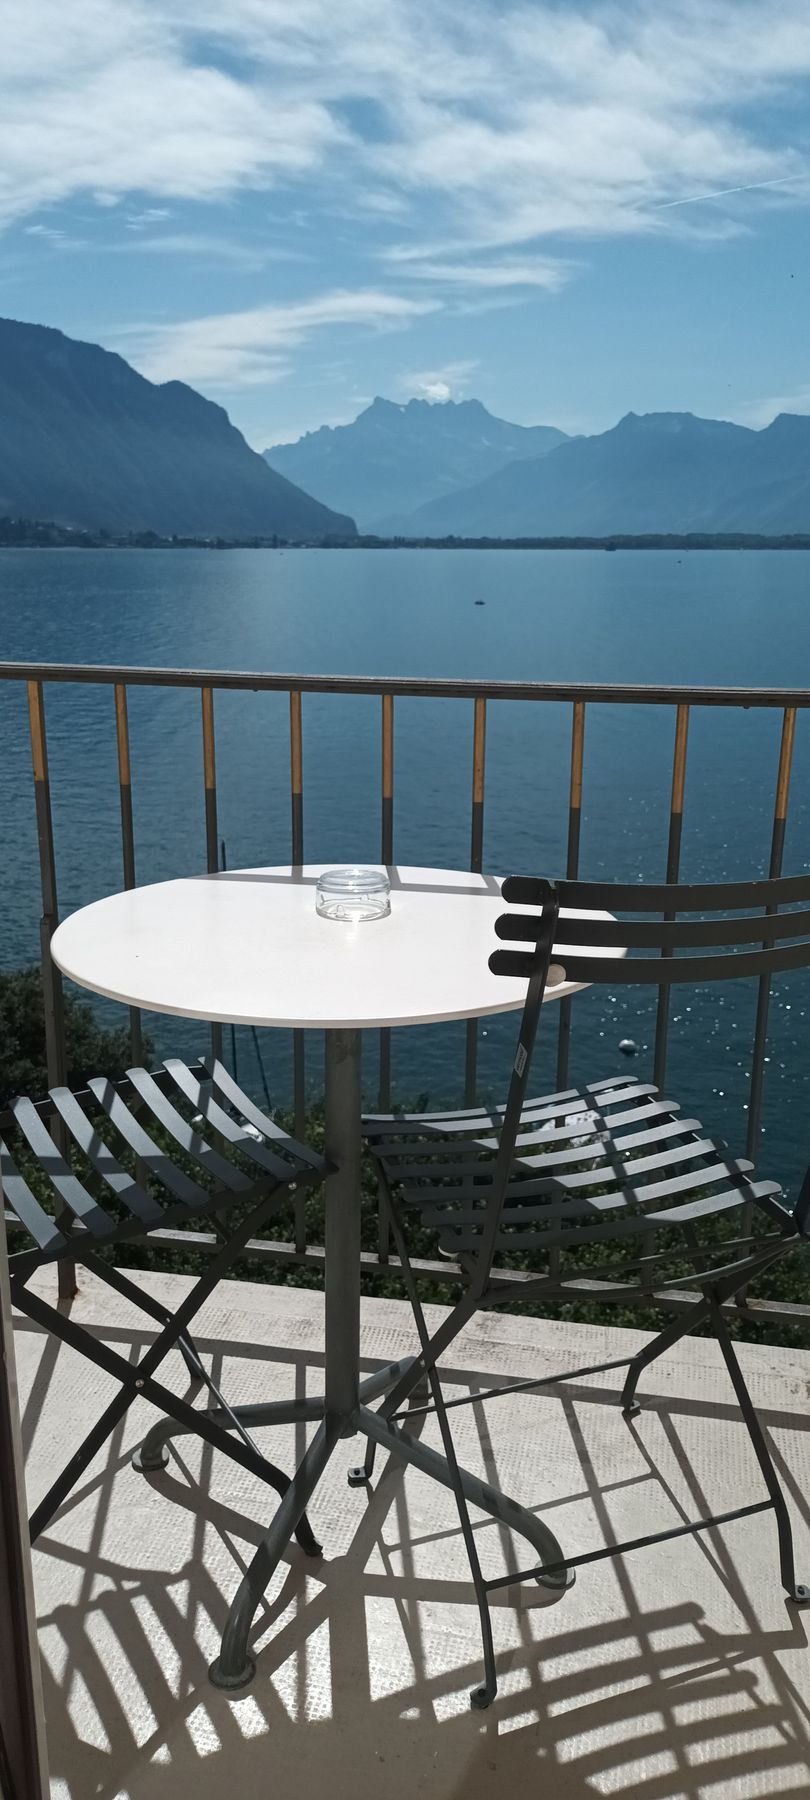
3 659 810 1794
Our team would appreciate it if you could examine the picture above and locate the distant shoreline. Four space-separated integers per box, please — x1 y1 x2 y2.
3 518 810 552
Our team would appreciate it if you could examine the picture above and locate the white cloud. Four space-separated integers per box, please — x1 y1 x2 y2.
388 256 573 292
0 3 344 228
5 0 810 404
118 288 438 388
125 207 172 229
2 0 810 257
397 360 479 403
112 232 309 270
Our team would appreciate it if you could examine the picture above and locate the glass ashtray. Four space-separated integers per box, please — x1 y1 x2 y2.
315 867 391 922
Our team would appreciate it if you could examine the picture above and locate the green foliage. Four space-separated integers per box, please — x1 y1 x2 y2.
0 966 149 1103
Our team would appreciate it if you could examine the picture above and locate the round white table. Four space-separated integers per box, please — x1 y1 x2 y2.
51 864 619 1687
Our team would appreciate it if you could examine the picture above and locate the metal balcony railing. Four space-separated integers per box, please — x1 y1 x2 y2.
1 660 810 1326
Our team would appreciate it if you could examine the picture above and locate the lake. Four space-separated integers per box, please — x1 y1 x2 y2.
0 546 808 1193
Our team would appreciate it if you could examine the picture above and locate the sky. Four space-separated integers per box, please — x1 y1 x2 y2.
2 0 810 449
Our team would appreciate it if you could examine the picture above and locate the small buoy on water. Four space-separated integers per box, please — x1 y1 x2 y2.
618 1038 638 1057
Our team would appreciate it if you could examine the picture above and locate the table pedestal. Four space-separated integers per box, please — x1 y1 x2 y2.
135 1028 571 1692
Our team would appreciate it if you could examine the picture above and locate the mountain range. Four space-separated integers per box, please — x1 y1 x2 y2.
267 399 810 539
401 410 810 538
5 312 810 543
263 397 568 531
0 318 355 541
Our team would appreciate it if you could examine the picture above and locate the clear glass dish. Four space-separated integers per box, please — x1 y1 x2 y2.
315 867 391 922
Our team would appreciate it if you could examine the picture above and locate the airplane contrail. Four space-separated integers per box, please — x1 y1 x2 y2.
652 173 807 209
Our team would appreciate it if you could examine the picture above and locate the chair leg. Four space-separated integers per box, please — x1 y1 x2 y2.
381 1188 500 1708
349 1175 477 1486
621 1299 713 1416
83 1253 206 1388
708 1297 809 1603
14 1186 289 1539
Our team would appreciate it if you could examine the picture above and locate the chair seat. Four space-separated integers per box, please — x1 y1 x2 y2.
3 1055 327 1275
363 1074 791 1265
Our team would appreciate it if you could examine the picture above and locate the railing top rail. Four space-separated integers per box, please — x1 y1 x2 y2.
3 661 810 707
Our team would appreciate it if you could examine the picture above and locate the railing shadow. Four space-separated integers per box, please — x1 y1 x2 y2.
17 1312 810 1800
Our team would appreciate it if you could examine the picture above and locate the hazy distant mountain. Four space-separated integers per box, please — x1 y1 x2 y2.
398 411 810 538
263 396 568 530
0 318 355 540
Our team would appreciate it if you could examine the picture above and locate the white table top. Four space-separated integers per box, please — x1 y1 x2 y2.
50 864 622 1032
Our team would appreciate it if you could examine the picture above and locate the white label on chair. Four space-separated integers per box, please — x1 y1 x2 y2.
514 1044 528 1077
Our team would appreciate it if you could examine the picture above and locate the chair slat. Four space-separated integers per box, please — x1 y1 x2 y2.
503 871 810 911
498 906 810 952
163 1060 292 1181
442 1117 704 1178
0 1137 68 1256
202 1057 325 1172
124 1068 255 1193
11 1098 115 1237
363 1074 646 1136
88 1078 208 1205
49 1088 164 1225
449 1183 775 1255
371 1082 659 1151
423 1153 751 1233
490 939 810 985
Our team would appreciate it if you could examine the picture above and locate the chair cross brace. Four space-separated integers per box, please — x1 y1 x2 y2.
484 1498 777 1593
12 1185 321 1554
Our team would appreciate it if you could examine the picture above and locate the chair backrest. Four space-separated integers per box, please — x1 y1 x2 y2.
491 870 810 987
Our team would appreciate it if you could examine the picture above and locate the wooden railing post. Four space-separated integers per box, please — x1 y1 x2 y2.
464 697 488 1105
289 690 307 1253
27 680 74 1299
200 687 223 1063
114 683 143 1064
556 700 587 1088
653 702 690 1092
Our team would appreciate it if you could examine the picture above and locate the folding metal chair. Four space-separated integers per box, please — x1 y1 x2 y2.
2 1055 328 1570
361 873 810 1708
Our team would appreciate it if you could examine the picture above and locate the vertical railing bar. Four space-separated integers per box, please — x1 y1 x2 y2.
652 703 690 1094
745 705 796 1175
201 687 223 1064
27 680 74 1299
113 684 143 1065
465 697 487 1105
219 840 240 1085
556 700 586 1089
289 690 307 1255
378 694 395 1259
552 700 587 1284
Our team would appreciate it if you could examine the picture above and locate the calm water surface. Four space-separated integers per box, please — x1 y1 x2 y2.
0 548 808 1191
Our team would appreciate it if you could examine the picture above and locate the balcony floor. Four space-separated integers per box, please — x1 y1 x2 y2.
14 1265 810 1800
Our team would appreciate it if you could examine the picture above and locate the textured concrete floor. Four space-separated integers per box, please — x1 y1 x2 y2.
13 1265 810 1800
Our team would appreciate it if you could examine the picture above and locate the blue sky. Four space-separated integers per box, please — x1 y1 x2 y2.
3 0 810 448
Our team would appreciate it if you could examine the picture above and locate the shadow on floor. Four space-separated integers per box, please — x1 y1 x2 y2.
17 1314 810 1800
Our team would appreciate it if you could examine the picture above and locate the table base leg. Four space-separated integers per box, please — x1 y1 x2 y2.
210 1416 340 1689
200 1369 570 1692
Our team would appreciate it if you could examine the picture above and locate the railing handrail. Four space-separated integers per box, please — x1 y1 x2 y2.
2 661 810 706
